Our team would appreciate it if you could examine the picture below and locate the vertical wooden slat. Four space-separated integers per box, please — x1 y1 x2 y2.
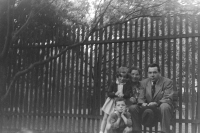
191 16 196 133
83 44 88 132
65 48 71 131
161 17 165 76
178 15 183 131
44 47 50 130
135 19 138 66
70 26 76 132
97 28 103 132
113 25 117 73
33 49 39 130
156 18 159 64
74 34 79 133
185 14 189 133
93 31 98 115
197 15 200 133
139 18 143 69
78 33 84 133
74 45 79 132
39 48 45 131
119 24 122 67
173 15 177 85
56 49 62 131
102 26 107 107
150 18 154 63
108 25 113 83
144 18 148 78
129 20 133 67
167 15 171 78
29 48 35 130
18 49 24 129
124 22 127 66
172 15 177 133
88 43 93 114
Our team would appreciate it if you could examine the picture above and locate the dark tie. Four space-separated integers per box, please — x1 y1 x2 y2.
152 81 156 97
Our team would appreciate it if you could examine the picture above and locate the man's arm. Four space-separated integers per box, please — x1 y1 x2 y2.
159 80 174 105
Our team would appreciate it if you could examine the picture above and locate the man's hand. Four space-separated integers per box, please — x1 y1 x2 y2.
130 97 137 104
148 102 158 107
142 103 148 106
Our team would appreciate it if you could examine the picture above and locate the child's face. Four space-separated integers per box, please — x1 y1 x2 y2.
115 101 126 113
117 75 126 83
120 72 127 77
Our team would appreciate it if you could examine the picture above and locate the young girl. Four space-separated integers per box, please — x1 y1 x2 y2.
99 67 132 133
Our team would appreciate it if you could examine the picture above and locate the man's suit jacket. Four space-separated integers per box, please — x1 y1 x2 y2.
138 76 175 107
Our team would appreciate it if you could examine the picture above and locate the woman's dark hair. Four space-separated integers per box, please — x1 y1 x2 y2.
128 66 142 75
147 63 160 72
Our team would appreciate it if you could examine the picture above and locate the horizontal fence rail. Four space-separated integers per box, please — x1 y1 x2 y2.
3 15 200 133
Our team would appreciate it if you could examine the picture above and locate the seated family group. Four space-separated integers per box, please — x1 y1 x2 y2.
100 63 175 133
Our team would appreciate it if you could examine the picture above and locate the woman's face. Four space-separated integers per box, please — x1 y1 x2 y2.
130 69 140 82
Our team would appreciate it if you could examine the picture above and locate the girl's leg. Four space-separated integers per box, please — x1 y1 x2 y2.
100 113 109 133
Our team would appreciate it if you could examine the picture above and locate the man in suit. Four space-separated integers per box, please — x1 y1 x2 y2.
129 63 175 133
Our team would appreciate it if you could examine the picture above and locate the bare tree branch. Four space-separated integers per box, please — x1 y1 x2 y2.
123 0 168 21
1 0 113 102
12 0 56 41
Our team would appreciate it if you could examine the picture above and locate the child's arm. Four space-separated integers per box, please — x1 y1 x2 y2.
122 84 132 99
107 112 121 129
121 111 132 127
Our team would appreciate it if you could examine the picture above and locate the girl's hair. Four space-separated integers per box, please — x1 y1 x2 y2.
115 97 126 105
117 66 128 73
116 66 128 77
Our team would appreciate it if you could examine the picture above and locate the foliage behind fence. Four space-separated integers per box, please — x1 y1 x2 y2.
3 15 200 133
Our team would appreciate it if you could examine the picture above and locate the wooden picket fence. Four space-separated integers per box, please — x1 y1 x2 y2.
2 15 200 133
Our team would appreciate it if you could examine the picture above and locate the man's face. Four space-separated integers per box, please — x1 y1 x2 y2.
115 101 126 113
148 67 160 82
130 70 140 82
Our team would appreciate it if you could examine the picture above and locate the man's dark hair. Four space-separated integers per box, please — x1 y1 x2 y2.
115 97 126 105
128 66 142 75
147 63 160 72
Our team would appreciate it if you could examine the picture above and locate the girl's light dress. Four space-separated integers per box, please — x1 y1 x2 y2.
102 81 124 114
